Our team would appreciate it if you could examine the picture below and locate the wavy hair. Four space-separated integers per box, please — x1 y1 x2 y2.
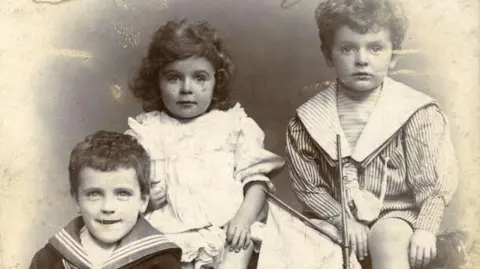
130 19 235 112
68 131 151 197
315 0 408 60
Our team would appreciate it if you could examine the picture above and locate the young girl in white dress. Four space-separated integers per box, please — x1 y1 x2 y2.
125 19 284 269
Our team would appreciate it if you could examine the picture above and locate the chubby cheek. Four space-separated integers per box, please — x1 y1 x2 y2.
160 86 178 102
332 57 355 76
200 82 215 100
77 200 98 216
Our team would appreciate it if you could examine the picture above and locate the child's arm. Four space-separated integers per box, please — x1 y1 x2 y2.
226 109 284 252
286 117 342 221
225 181 267 252
404 106 459 268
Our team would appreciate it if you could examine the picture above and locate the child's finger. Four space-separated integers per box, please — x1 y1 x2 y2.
422 247 431 268
225 225 235 244
363 229 369 258
243 231 251 250
431 244 437 262
235 230 248 252
361 232 368 259
356 232 365 260
409 243 417 268
229 229 241 251
415 246 423 268
349 233 358 258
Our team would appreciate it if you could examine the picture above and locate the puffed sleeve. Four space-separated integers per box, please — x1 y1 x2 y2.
231 105 285 192
404 105 458 233
125 112 165 188
124 112 162 158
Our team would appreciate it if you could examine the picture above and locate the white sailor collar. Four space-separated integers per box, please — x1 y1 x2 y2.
297 77 436 164
48 216 180 269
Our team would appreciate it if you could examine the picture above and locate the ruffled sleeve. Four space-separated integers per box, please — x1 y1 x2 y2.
124 111 163 159
231 104 285 192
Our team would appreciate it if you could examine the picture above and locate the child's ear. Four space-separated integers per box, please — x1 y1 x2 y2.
322 46 334 67
72 193 81 214
75 201 81 214
140 194 149 214
389 54 399 70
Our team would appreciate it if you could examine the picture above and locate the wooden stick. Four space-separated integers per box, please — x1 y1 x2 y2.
264 190 342 245
337 134 350 269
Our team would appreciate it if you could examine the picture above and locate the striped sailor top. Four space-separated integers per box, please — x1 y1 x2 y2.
286 77 458 233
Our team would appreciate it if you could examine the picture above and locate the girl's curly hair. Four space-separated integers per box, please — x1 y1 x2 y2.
315 0 408 60
130 19 235 112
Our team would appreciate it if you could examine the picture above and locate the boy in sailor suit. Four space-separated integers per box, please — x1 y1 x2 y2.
286 1 458 268
29 131 182 269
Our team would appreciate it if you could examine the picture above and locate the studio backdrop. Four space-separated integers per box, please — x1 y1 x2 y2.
0 0 478 268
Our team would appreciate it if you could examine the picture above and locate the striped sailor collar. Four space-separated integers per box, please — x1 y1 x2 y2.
48 216 180 269
297 77 436 165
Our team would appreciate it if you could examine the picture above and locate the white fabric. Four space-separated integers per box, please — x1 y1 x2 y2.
79 226 115 269
125 103 284 264
257 201 361 269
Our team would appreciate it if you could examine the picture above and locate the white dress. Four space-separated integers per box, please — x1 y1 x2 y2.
125 104 284 267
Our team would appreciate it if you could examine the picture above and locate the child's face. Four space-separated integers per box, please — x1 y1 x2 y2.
159 56 216 120
327 25 397 92
75 167 148 245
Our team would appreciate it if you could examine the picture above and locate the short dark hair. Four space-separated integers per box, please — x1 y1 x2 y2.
68 131 150 197
130 19 235 113
315 0 408 60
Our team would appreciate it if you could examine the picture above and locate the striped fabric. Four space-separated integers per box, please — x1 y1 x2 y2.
286 86 458 234
337 87 381 150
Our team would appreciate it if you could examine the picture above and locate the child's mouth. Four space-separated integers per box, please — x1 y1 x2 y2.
177 101 196 105
352 72 373 79
96 219 121 225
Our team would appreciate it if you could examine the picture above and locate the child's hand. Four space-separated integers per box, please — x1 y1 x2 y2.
331 217 369 261
347 218 370 261
409 229 437 268
224 214 252 253
148 181 167 210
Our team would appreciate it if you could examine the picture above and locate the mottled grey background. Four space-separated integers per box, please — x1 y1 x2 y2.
0 0 478 268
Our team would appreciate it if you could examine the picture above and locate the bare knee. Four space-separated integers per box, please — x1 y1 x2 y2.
368 218 413 269
368 218 413 246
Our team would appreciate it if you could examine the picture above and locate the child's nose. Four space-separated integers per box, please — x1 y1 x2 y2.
101 197 116 214
355 49 369 67
179 78 193 94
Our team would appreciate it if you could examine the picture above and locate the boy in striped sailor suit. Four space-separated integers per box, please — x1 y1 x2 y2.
286 0 458 268
29 131 182 269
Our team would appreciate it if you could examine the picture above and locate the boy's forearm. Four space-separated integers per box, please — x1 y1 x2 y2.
293 185 343 220
414 197 446 234
235 181 267 224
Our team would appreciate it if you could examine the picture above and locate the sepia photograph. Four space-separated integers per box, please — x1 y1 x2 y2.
0 0 478 268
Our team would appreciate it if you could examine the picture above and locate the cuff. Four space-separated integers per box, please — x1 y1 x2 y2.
242 174 276 193
414 197 446 233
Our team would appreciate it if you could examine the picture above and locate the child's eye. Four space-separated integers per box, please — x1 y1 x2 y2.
86 191 101 199
370 45 383 53
167 75 180 83
340 46 355 54
194 75 207 83
117 190 133 197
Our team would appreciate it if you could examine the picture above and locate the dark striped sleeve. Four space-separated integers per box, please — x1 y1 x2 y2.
404 105 458 233
286 117 342 220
